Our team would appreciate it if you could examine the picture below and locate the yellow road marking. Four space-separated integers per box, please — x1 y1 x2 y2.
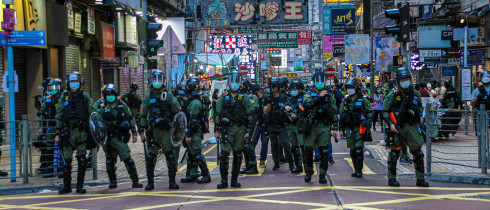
177 144 218 174
300 163 318 175
0 204 80 210
243 160 267 176
344 158 375 174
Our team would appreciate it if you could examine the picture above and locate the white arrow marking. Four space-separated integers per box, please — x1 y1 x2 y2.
39 31 44 37
40 40 45 44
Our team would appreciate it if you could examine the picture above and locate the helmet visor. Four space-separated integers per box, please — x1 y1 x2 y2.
228 74 242 87
152 73 165 84
48 84 61 91
313 74 326 84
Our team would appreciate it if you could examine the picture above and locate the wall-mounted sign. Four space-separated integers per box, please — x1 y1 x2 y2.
332 44 344 57
441 67 455 76
322 5 331 34
441 30 452 40
101 22 115 59
128 53 138 68
460 49 485 66
87 6 95 35
418 25 451 49
100 57 122 68
257 32 298 48
206 35 252 55
331 8 355 35
67 0 74 30
298 30 312 45
345 34 370 65
265 48 281 54
125 15 137 45
74 13 81 34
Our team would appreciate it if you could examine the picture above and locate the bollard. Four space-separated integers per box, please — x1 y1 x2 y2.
426 107 432 175
22 115 29 183
92 147 98 180
464 104 469 135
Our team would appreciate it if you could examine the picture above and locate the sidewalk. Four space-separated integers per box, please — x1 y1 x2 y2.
366 125 490 185
0 125 216 195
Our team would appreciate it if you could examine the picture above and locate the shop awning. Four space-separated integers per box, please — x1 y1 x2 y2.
194 54 235 66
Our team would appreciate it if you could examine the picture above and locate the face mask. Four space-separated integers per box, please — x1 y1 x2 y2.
50 89 59 95
347 89 356 95
377 90 382 93
70 82 80 90
178 90 185 95
230 84 240 91
315 83 325 90
290 90 298 97
400 81 411 89
153 82 162 89
106 96 116 103
482 77 490 84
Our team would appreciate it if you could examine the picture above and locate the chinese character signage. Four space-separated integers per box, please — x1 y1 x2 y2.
87 6 95 35
101 22 115 59
376 37 399 72
331 8 355 35
460 49 485 66
206 35 252 56
265 48 281 54
322 5 331 34
74 13 82 34
345 34 370 65
67 0 74 30
298 30 312 45
201 0 308 26
257 32 298 49
128 53 138 68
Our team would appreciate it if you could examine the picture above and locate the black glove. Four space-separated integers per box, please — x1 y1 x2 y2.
477 93 486 101
361 120 371 130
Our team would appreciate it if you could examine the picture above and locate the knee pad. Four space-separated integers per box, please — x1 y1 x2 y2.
234 152 243 158
165 152 175 159
318 147 328 155
305 147 314 155
147 153 156 160
77 156 87 167
390 150 400 159
106 159 114 165
124 157 134 164
355 149 363 156
193 153 203 162
219 152 229 159
412 149 424 159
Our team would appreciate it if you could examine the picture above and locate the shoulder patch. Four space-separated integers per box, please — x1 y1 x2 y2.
65 95 69 101
305 94 310 98
238 95 243 100
396 96 401 101
251 99 256 103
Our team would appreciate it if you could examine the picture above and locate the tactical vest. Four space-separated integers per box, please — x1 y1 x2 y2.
269 94 287 124
125 92 141 109
221 93 248 126
476 85 490 110
62 91 90 122
308 93 334 125
341 96 364 128
286 94 303 124
44 95 58 120
149 90 173 120
102 102 126 130
391 89 421 125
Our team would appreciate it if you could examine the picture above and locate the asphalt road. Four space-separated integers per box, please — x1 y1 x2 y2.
1 135 489 210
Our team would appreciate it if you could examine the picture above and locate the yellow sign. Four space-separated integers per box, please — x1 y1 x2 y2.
323 53 332 59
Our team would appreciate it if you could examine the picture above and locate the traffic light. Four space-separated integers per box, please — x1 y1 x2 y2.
146 22 163 56
384 5 410 42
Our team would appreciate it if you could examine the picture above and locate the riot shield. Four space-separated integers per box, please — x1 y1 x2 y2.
89 112 107 146
170 111 187 147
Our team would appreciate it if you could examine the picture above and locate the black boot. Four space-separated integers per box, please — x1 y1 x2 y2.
231 152 242 188
217 152 229 189
106 158 117 189
319 174 327 184
145 154 156 191
181 156 198 183
389 178 400 187
245 164 259 175
76 157 87 194
181 175 198 183
273 162 280 170
304 147 314 183
350 150 357 178
416 179 429 187
240 150 251 174
58 159 72 194
288 162 295 173
354 149 364 178
240 165 250 174
195 153 211 184
124 158 143 188
291 147 302 173
165 152 179 189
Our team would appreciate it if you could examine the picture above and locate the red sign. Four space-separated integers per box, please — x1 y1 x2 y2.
326 67 336 78
239 65 248 75
2 8 16 31
102 23 115 59
298 30 312 45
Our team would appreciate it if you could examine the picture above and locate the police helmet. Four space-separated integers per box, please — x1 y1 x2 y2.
395 67 412 89
41 77 53 92
151 70 166 89
243 78 251 89
344 79 359 89
480 70 490 84
130 83 138 92
66 72 84 89
278 76 289 88
289 81 304 90
270 77 281 88
336 82 344 90
47 78 63 95
312 72 327 90
186 77 201 96
102 84 119 96
228 72 242 91
388 79 396 88
444 80 452 88
251 84 261 93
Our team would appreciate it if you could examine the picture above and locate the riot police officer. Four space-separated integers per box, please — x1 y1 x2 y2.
301 72 338 184
339 79 373 178
55 72 96 194
383 68 429 187
140 70 181 190
37 78 63 177
180 78 212 184
97 84 143 189
94 85 107 110
285 81 305 173
214 72 255 189
470 70 490 111
264 78 295 172
121 83 143 129
251 84 270 169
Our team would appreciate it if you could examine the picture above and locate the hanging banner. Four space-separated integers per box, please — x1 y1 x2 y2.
101 22 115 59
298 30 312 45
87 6 95 35
74 13 81 34
345 34 370 65
322 5 331 34
205 35 252 55
66 0 74 30
128 53 138 68
201 0 308 26
331 8 355 35
257 31 298 48
376 37 399 72
323 36 332 53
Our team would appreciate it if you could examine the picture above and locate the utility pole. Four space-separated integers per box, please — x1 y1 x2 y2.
142 0 148 91
369 0 374 97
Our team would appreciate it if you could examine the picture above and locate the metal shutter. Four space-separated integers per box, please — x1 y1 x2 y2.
14 49 27 120
66 39 80 74
92 60 101 100
103 68 114 85
80 51 91 94
120 66 131 95
136 64 144 97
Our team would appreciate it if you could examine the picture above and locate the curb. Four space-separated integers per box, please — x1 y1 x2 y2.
0 181 109 196
428 173 490 185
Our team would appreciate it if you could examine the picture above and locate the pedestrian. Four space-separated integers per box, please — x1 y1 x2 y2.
418 83 429 98
98 84 143 189
140 70 181 190
469 70 490 133
36 78 63 177
442 80 460 109
214 72 255 189
301 72 338 184
251 84 269 169
340 79 373 178
55 72 96 194
383 67 429 187
264 78 294 172
180 78 212 184
285 81 305 173
373 86 384 131
121 83 143 129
